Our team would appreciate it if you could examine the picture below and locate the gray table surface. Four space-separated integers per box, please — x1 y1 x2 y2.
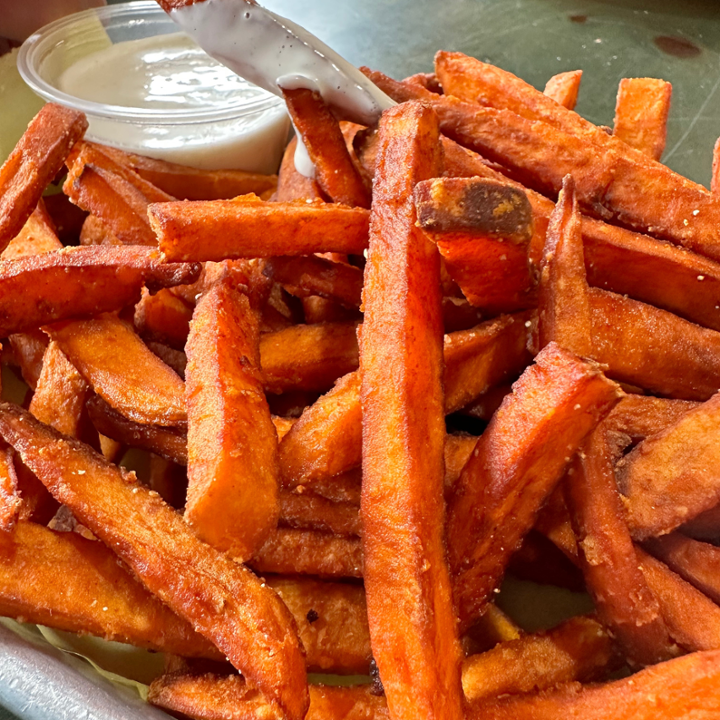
3 0 720 717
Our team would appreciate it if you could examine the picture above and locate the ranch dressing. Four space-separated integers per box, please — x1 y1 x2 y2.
170 0 396 176
55 32 289 172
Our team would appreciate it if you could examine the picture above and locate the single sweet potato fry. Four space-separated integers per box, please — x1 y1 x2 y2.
617 392 720 539
149 675 388 720
47 313 186 427
646 533 720 606
447 342 622 628
249 528 362 579
589 288 720 401
0 448 20 532
0 245 201 337
150 197 370 261
0 104 87 251
94 143 278 200
276 136 326 202
268 576 371 674
360 101 464 720
283 88 370 208
543 70 582 110
29 341 90 439
79 214 120 246
185 281 279 561
264 255 363 308
613 78 672 160
467 650 720 720
565 425 674 665
134 287 193 350
538 175 592 356
86 395 187 466
0 404 308 720
279 314 531 489
462 615 615 702
278 492 360 537
260 321 359 394
1 199 62 260
637 547 720 652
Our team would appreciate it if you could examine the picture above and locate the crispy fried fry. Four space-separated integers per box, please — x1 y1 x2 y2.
0 448 20 532
134 287 193 350
278 492 360 537
86 395 187 465
185 281 279 560
249 528 362 579
566 425 674 665
637 547 720 652
646 534 720 606
1 199 61 261
0 104 87 251
150 197 370 261
0 404 308 720
447 342 622 627
467 650 720 720
94 144 277 200
149 675 388 720
613 78 672 160
360 101 464 720
462 615 615 702
264 255 363 308
79 214 120 246
538 175 592 356
617 392 720 539
260 321 359 394
283 88 370 208
47 314 186 428
0 245 200 337
543 70 582 110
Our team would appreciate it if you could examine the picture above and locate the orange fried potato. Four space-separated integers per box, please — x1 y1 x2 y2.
0 403 308 720
0 245 200 337
447 342 622 627
589 288 720 401
0 448 20 532
260 321 359 394
276 136 326 202
462 615 615 702
79 214 120 246
29 341 90 439
646 533 720 606
264 255 363 308
538 175 592 356
566 425 673 665
95 143 277 200
134 287 193 350
278 491 360 537
268 576 371 674
149 675 388 720
637 547 720 652
283 88 370 208
150 197 370 261
86 395 187 465
0 521 218 657
543 70 582 110
617 392 720 539
360 101 464 720
0 104 87 250
185 281 279 561
613 78 672 160
47 314 186 427
249 528 362 579
1 198 62 260
367 65 720 262
467 650 720 720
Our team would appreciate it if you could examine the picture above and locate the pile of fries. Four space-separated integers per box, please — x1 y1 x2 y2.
3 48 720 720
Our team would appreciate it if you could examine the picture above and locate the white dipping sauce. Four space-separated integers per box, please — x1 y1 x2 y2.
57 33 289 173
170 0 396 176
